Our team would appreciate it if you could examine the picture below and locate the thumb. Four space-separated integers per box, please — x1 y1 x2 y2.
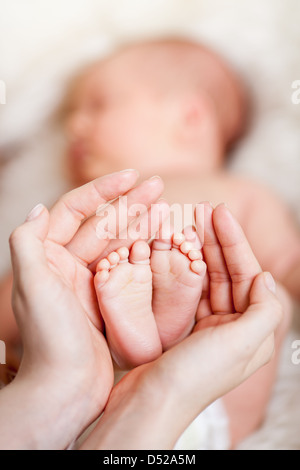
9 204 50 282
236 272 283 349
251 271 277 300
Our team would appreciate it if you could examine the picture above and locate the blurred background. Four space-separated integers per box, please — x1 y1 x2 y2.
0 0 299 449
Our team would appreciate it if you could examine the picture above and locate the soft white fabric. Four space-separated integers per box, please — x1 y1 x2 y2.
0 0 300 450
174 399 230 450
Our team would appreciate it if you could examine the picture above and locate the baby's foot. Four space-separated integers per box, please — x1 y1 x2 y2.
151 229 206 350
95 241 162 369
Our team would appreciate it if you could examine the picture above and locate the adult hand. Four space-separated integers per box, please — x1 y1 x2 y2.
2 170 169 449
81 203 282 450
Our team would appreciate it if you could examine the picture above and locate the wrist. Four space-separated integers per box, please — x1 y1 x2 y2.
0 373 98 449
81 364 193 450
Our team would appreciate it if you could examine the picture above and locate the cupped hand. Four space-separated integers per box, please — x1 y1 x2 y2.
195 201 264 326
9 170 169 448
81 202 283 450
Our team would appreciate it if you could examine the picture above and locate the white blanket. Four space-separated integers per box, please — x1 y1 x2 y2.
0 0 299 449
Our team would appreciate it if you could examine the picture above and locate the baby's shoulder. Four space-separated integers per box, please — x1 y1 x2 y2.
219 172 287 224
223 172 280 203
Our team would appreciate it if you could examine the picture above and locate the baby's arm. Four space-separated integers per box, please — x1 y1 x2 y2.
243 182 300 300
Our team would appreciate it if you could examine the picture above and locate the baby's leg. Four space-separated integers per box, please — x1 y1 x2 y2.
151 227 206 350
222 283 293 449
95 241 161 370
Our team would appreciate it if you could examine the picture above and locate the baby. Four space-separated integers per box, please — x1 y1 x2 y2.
1 37 299 447
63 38 300 302
95 229 205 369
61 37 300 447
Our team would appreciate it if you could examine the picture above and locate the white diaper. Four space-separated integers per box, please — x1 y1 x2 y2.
174 399 230 450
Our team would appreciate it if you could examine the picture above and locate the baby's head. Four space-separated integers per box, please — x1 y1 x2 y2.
63 38 247 185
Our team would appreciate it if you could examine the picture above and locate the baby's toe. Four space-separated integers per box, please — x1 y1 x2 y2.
152 224 173 251
117 246 130 262
188 249 202 261
172 232 186 249
107 251 120 268
183 226 202 249
173 229 203 263
96 258 110 272
95 268 110 288
129 240 151 265
191 259 207 276
179 241 195 254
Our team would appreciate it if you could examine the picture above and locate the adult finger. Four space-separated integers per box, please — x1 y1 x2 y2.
48 169 139 245
212 204 262 313
232 272 282 353
89 199 170 270
224 272 282 383
66 176 164 265
195 271 213 320
195 202 234 314
9 204 50 290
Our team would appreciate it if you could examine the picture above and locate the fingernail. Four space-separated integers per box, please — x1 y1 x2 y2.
216 202 229 209
196 202 212 211
149 175 162 181
26 203 44 221
264 272 276 294
120 169 139 176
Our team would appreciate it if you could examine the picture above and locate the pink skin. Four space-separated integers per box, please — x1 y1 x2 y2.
63 41 239 186
95 232 205 369
151 228 206 350
95 241 161 370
